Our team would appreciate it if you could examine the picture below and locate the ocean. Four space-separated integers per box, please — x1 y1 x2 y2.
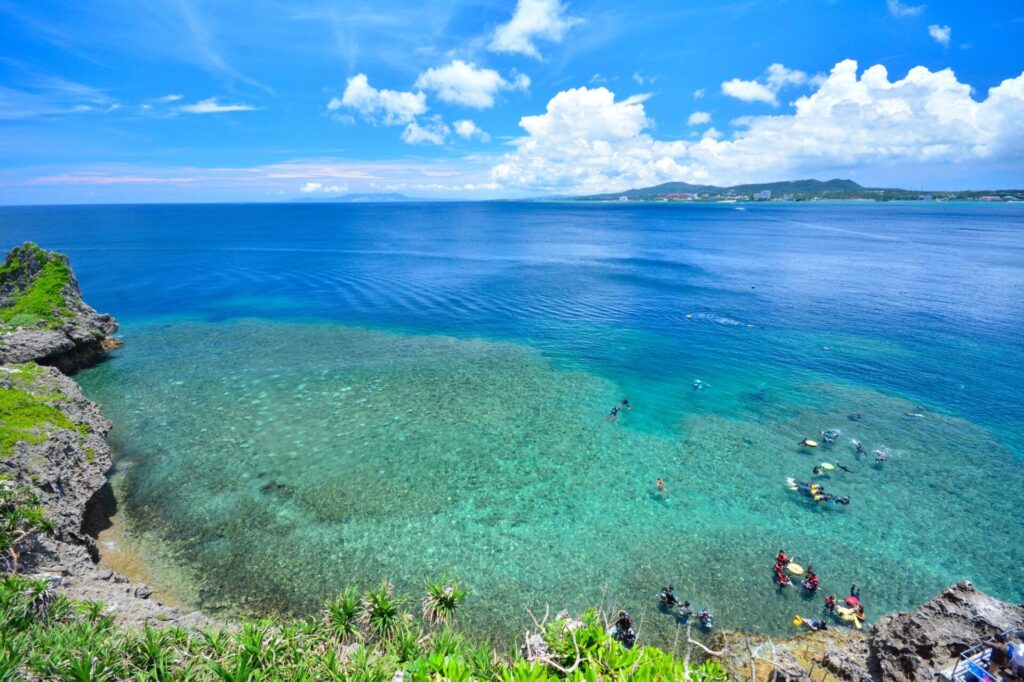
2 201 1022 642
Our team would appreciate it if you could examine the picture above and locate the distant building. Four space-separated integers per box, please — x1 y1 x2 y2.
978 195 1003 202
753 189 772 200
665 192 693 200
918 194 933 201
617 196 630 202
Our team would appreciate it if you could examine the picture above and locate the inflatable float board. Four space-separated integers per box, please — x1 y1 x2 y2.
787 562 804 575
836 606 864 629
792 615 803 627
819 462 835 471
802 440 818 447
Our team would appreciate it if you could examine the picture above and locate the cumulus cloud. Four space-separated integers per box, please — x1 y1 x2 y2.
887 0 925 17
489 0 582 59
329 74 426 126
454 119 490 141
722 63 808 106
414 60 529 109
688 111 711 126
178 98 256 114
928 24 951 46
401 117 450 145
491 60 1024 193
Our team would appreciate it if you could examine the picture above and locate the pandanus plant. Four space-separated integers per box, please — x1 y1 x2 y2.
422 576 469 626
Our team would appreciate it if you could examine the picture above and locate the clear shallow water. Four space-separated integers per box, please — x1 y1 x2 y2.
2 202 1022 642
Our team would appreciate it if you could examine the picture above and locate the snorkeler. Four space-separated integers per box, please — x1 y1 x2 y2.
820 428 841 444
776 550 789 565
812 465 824 476
852 440 866 458
874 448 888 464
824 595 837 612
803 569 819 593
606 406 619 422
834 460 853 473
606 399 632 422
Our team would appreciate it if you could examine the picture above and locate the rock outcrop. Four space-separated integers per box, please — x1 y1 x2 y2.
0 242 119 372
719 581 1024 681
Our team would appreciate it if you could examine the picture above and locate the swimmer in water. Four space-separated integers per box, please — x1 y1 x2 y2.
834 460 853 473
656 478 668 495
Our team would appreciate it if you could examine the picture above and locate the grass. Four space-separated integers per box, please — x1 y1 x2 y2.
0 242 75 331
0 576 732 681
0 362 87 460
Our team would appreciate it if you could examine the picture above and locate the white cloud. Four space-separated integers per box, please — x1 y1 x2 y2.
694 88 705 99
401 117 450 145
887 0 925 17
722 63 808 106
490 60 1024 193
688 111 711 126
489 0 582 59
329 74 426 126
929 24 951 46
178 98 256 114
300 181 348 193
155 94 183 103
414 60 529 109
632 71 656 86
453 119 490 142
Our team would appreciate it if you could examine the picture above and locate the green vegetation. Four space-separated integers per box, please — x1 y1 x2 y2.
0 242 75 331
0 577 730 680
0 362 84 460
0 474 54 574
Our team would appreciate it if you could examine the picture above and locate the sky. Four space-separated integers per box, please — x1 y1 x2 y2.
1 0 1023 204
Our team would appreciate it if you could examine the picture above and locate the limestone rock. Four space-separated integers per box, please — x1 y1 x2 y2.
0 242 118 372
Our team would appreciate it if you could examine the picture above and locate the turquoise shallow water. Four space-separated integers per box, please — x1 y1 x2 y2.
2 201 1021 643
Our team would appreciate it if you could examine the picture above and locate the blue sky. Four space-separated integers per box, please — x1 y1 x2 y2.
1 0 1023 203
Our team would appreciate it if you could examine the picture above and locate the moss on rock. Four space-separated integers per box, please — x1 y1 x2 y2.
0 362 80 460
0 242 75 331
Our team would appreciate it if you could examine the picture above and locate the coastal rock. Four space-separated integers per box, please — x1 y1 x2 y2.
0 242 118 372
865 581 1024 681
719 582 1024 681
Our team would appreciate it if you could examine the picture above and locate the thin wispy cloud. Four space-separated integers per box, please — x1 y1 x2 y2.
887 0 926 18
177 97 256 114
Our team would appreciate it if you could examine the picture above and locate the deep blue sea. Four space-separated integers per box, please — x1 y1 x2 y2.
2 201 1022 641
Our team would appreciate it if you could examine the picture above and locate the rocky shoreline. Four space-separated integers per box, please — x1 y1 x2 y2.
2 242 1021 679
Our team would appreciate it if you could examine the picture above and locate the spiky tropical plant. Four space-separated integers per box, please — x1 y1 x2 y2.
359 581 406 642
325 586 361 641
422 575 469 626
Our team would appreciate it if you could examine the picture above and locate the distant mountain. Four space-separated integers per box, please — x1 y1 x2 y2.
578 178 867 201
295 193 414 203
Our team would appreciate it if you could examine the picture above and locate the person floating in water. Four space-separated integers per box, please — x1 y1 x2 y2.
692 379 707 391
820 428 841 444
874 448 888 464
776 549 789 565
812 465 825 476
852 440 866 458
834 460 853 473
803 567 820 592
605 399 631 422
824 595 837 613
656 478 668 495
848 413 863 421
845 585 861 608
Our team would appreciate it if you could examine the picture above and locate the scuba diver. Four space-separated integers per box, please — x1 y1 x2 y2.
659 585 679 609
698 609 713 629
852 440 866 459
612 610 637 649
677 601 692 623
824 595 837 613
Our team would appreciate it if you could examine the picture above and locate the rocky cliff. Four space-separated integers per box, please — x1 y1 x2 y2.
1 243 206 627
0 242 119 372
718 581 1024 681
